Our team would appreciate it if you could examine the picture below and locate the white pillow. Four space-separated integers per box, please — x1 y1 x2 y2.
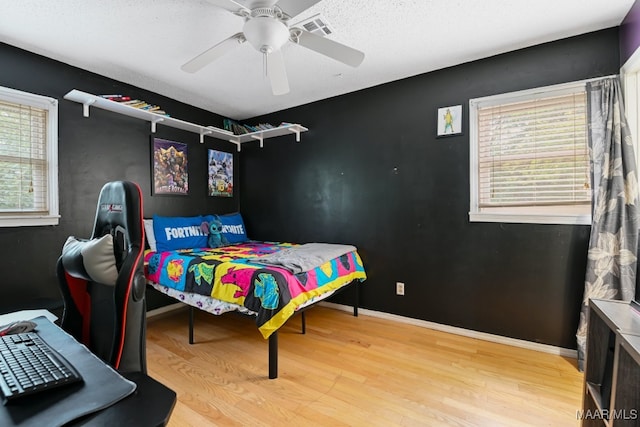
144 219 157 252
62 234 118 285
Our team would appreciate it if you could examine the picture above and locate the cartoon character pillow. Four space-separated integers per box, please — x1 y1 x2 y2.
200 217 229 248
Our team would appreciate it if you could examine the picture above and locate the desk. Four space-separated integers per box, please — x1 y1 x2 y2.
72 371 176 426
581 299 640 427
0 315 176 427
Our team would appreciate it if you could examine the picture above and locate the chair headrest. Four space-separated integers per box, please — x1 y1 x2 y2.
91 181 143 255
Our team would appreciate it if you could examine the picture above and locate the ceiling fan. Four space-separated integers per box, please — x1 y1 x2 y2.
181 0 365 95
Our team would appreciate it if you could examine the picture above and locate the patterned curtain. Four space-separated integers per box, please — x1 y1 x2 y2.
576 77 639 371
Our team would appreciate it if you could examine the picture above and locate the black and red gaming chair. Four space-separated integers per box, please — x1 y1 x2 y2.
56 181 147 373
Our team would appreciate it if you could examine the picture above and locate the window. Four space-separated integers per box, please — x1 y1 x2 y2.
469 81 591 225
0 86 58 226
621 57 640 174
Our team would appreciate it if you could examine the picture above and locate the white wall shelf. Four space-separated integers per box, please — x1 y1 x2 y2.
64 89 233 143
63 89 307 150
229 124 308 151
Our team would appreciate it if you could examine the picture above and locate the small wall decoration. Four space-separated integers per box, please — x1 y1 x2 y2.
437 105 462 137
151 137 188 195
208 149 233 197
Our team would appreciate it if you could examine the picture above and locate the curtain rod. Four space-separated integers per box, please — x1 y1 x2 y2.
580 74 619 84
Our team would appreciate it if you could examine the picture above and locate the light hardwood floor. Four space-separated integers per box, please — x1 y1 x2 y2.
146 306 584 427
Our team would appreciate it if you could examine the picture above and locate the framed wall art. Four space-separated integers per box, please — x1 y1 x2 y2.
151 137 188 195
437 105 462 137
207 149 233 197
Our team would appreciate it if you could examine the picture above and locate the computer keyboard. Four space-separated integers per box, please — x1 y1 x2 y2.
0 332 83 403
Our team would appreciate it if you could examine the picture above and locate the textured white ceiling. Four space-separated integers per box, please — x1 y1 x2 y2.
0 0 634 120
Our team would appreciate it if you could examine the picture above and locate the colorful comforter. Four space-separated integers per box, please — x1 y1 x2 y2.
144 241 366 338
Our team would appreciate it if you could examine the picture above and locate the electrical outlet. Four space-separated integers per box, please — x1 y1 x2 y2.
396 282 405 296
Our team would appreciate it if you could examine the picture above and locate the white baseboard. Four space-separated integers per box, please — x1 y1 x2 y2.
145 300 578 359
147 302 186 320
321 302 578 359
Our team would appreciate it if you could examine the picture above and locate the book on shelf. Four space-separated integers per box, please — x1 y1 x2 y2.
223 118 285 135
232 123 249 135
99 94 132 102
128 101 151 109
120 99 142 106
223 118 234 132
98 95 170 116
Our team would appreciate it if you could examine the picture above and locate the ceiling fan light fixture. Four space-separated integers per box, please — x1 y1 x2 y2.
243 16 289 53
182 0 364 94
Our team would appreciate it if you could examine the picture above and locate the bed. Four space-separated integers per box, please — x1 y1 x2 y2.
143 214 366 378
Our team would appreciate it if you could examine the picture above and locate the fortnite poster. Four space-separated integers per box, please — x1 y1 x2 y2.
152 138 188 195
208 149 233 197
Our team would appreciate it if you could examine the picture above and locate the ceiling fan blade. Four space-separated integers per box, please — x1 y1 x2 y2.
294 30 364 67
275 0 322 19
267 50 290 95
205 0 250 14
181 33 246 73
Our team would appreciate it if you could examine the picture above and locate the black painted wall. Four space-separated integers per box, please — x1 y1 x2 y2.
240 29 621 350
0 42 239 312
0 28 621 350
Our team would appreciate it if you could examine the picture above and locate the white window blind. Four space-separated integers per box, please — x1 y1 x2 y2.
0 86 58 226
470 81 592 225
0 100 48 212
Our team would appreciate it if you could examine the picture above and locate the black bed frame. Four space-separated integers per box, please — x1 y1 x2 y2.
186 280 360 379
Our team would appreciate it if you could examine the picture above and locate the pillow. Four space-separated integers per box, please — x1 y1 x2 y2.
61 234 118 285
213 212 248 244
143 219 157 252
152 214 208 252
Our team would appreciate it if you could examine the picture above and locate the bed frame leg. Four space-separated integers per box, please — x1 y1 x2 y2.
189 306 195 344
354 281 359 317
269 332 278 379
301 311 306 334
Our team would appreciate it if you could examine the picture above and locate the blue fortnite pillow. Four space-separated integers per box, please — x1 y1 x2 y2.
152 215 208 252
206 212 248 244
